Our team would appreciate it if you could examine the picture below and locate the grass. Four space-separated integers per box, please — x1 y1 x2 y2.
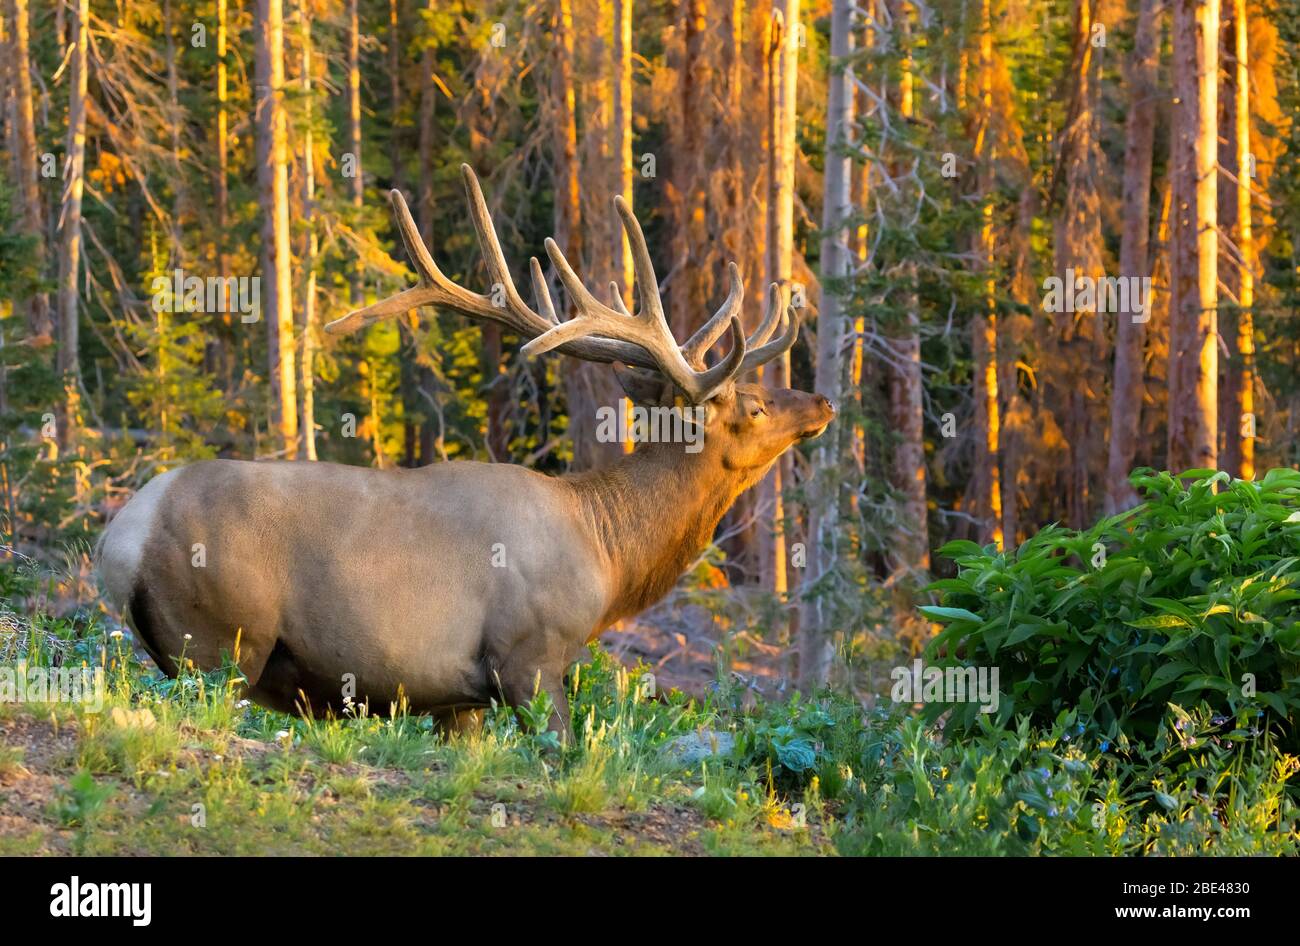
0 558 1297 855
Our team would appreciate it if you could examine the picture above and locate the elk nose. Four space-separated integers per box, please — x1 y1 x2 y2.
817 395 836 415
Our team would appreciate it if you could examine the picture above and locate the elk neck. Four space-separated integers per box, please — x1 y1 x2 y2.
565 437 750 628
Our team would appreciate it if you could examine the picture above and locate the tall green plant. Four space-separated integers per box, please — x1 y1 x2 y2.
922 469 1300 746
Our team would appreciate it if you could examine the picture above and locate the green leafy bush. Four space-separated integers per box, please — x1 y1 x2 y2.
733 693 874 796
921 468 1300 746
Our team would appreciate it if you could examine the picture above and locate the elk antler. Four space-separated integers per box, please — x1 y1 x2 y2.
324 164 798 402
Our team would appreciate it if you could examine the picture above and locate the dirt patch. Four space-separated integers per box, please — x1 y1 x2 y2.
606 601 791 702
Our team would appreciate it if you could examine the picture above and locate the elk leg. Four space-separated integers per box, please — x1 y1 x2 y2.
433 707 484 737
128 581 275 690
494 663 571 740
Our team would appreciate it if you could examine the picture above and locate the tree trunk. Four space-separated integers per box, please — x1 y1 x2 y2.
1167 0 1219 473
565 0 624 471
5 0 50 339
716 0 762 581
163 0 186 255
56 0 90 451
207 0 231 387
255 0 298 458
612 0 634 305
415 0 442 465
418 0 438 248
1221 0 1254 480
1104 0 1160 512
669 0 711 341
551 0 615 470
347 0 364 304
758 0 798 598
888 0 928 575
301 8 319 461
973 0 1003 545
388 0 403 194
798 0 854 691
1051 0 1104 529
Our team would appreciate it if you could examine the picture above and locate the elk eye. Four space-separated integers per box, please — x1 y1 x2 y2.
750 404 768 418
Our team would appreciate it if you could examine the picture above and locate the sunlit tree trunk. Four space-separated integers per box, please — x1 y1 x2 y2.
612 0 634 305
1167 0 1219 473
418 0 438 248
5 0 50 339
798 0 854 691
1105 0 1160 512
388 0 403 194
669 0 711 341
347 0 364 304
974 0 1003 545
1052 0 1103 528
56 0 90 451
758 0 798 598
255 0 298 458
300 8 318 461
415 0 444 464
208 0 232 387
891 0 928 573
1221 0 1254 480
718 0 761 581
163 0 186 255
551 0 613 470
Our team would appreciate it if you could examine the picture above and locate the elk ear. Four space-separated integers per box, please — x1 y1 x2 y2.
613 363 673 407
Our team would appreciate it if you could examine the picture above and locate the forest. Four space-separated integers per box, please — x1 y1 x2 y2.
0 0 1298 860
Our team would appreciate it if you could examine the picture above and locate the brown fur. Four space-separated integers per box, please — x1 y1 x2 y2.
97 383 833 733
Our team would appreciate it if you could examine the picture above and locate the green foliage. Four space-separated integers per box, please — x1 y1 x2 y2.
53 769 114 828
3 552 1295 856
835 707 1300 856
922 468 1300 747
733 694 866 796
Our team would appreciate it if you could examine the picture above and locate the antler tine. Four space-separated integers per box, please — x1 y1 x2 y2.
695 317 748 395
747 282 785 349
322 190 443 336
528 223 747 402
739 304 801 376
613 194 666 322
391 189 443 286
681 262 744 369
461 164 533 316
529 257 559 326
609 283 631 317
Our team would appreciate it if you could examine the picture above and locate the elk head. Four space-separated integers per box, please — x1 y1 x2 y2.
324 164 835 477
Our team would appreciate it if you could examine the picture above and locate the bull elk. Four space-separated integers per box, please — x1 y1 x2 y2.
97 165 835 734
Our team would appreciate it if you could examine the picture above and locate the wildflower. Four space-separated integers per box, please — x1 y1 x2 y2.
184 633 192 641
1099 740 1110 752
109 630 124 640
236 699 250 709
